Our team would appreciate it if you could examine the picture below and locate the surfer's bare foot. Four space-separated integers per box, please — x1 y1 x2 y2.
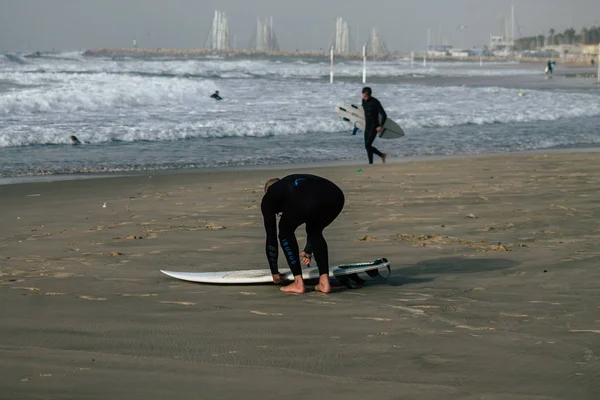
381 153 387 164
272 273 284 285
281 277 305 294
314 275 331 294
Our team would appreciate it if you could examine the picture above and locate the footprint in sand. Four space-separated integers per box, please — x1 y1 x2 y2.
304 299 337 305
455 325 495 331
158 301 195 306
396 298 430 302
78 296 107 301
53 273 74 278
239 292 257 296
250 311 282 316
24 292 66 297
1 279 25 285
351 317 392 322
205 224 226 230
500 312 529 318
11 287 40 291
385 305 426 315
120 293 158 297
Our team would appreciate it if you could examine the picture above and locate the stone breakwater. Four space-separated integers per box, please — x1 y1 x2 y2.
83 48 398 60
84 48 596 67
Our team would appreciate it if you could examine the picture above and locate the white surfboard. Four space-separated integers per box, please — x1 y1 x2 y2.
161 258 390 285
336 103 405 139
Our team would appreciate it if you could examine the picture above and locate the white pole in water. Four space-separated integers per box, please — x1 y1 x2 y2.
330 46 334 84
597 43 600 84
423 54 427 67
411 51 414 67
511 5 515 47
362 45 367 84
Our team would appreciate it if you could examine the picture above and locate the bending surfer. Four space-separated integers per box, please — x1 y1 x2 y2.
361 87 388 164
261 174 345 294
210 90 223 101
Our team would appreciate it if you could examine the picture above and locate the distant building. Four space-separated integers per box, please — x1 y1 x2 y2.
544 45 582 59
368 28 388 54
581 44 599 57
521 50 559 58
251 17 280 51
450 49 470 57
206 10 230 51
332 17 350 54
427 45 451 56
489 35 512 56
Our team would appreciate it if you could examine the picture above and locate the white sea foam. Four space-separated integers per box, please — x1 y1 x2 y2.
0 52 599 176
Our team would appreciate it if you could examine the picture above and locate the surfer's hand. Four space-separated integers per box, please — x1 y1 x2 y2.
376 126 382 132
300 251 312 265
272 273 284 284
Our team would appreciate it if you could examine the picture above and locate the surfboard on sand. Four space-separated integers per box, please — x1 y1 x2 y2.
336 103 405 139
161 258 391 285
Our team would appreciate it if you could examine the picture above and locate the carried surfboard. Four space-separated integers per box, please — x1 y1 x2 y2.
161 258 390 285
336 103 405 139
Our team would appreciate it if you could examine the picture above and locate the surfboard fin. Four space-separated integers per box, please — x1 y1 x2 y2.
336 274 364 289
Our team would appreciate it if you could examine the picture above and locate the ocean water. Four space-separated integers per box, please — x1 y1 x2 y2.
1 51 600 177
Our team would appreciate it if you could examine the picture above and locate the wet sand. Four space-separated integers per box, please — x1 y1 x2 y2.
1 152 599 399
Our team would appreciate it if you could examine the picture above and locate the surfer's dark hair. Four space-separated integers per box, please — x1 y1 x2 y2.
362 87 372 95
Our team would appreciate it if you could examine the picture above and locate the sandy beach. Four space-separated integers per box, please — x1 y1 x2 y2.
1 152 600 399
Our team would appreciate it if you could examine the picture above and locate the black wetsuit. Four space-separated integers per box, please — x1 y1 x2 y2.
210 93 222 101
362 96 387 164
261 174 345 277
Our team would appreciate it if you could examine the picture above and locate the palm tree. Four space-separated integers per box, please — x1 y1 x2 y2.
538 35 545 48
581 28 589 44
549 28 555 45
563 28 576 44
591 26 600 44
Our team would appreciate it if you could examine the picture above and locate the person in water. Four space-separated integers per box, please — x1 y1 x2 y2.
210 91 222 101
70 135 81 145
546 60 554 76
261 174 345 294
361 87 388 164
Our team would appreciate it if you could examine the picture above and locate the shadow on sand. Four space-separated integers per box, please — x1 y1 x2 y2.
330 257 520 292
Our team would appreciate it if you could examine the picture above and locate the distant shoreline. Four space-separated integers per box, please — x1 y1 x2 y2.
84 47 596 67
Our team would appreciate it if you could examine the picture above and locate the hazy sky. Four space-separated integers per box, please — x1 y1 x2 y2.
1 0 599 52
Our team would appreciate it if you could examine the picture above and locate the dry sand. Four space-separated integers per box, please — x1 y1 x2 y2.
1 152 599 399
